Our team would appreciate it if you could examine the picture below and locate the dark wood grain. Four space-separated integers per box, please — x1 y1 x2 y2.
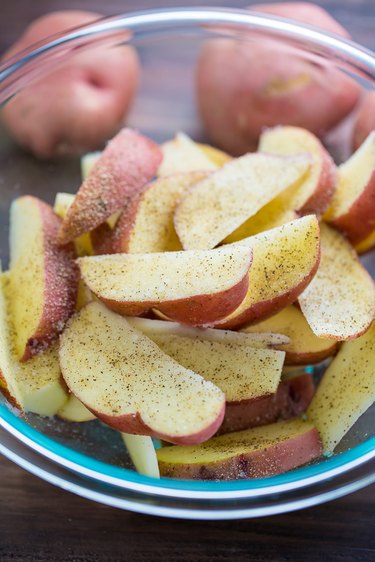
0 452 374 562
0 1 374 561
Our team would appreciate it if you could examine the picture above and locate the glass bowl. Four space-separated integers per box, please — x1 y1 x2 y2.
0 7 374 519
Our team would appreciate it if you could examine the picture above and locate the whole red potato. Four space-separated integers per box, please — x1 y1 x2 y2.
197 2 361 155
1 11 139 158
353 91 375 150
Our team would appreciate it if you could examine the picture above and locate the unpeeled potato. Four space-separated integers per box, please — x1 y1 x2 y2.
1 11 139 158
197 2 361 155
353 92 375 150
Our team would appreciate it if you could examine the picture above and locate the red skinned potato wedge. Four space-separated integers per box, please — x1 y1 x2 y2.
225 127 336 242
353 93 375 150
59 302 225 444
216 215 321 329
242 305 338 365
91 172 209 255
174 153 311 250
78 245 253 325
299 223 375 341
1 11 139 159
59 128 162 244
9 196 78 360
219 373 315 434
157 418 322 480
196 4 359 156
307 322 375 454
258 126 337 217
143 333 285 403
0 272 68 415
324 131 375 245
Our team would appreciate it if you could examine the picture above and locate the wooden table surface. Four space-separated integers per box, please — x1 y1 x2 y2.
1 1 375 561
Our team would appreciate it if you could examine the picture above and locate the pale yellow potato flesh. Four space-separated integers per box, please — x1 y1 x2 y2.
80 151 101 179
59 302 225 441
157 418 318 465
127 317 290 348
57 394 95 422
242 305 337 364
307 322 375 453
299 223 375 340
158 133 219 176
325 131 375 219
224 203 296 242
174 153 311 250
356 228 375 254
0 273 67 415
78 245 252 303
198 143 231 167
146 334 285 402
121 433 160 478
125 172 208 253
216 216 320 327
259 126 329 211
9 199 45 358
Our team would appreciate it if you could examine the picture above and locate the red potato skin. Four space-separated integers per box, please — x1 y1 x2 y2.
196 4 360 155
20 197 79 361
90 196 141 255
94 265 251 326
216 247 320 329
218 373 315 435
284 342 338 366
328 171 375 245
298 149 337 217
1 11 140 159
0 371 21 410
87 402 226 446
59 129 162 244
353 92 375 150
159 426 323 479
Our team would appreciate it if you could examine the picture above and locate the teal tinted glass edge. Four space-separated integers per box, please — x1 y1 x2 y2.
0 403 374 493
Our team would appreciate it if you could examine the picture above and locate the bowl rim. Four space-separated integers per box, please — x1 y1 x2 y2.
0 6 374 506
0 5 374 104
1 403 375 500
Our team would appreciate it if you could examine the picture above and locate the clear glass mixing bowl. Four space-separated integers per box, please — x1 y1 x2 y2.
0 7 374 519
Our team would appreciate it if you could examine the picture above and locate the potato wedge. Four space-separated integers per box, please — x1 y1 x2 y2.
324 131 375 245
0 273 67 415
216 215 320 329
59 129 162 243
91 172 208 255
121 434 160 478
258 126 337 216
242 305 338 365
219 373 315 434
299 223 375 340
9 196 78 360
157 418 322 479
174 152 311 250
307 322 375 454
59 302 225 444
145 334 285 403
78 245 252 325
